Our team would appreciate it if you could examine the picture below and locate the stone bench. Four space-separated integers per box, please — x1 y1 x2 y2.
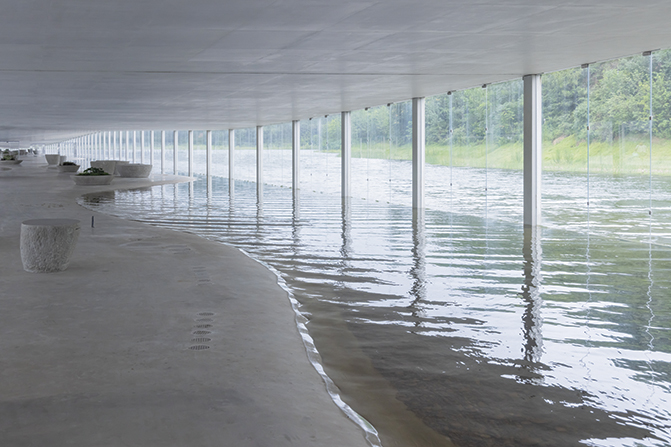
20 219 80 273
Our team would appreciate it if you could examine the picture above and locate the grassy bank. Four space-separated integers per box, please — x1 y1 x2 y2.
189 136 671 175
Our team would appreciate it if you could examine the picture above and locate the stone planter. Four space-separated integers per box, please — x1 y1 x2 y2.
45 154 60 165
72 174 114 186
20 219 81 273
57 164 80 173
0 159 22 165
114 160 130 175
45 154 67 166
90 160 117 176
117 163 152 178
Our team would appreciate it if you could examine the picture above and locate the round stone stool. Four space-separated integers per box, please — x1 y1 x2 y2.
20 219 81 273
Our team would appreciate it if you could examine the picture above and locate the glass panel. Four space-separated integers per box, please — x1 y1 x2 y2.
162 131 175 175
485 80 524 221
351 105 389 202
542 66 589 232
589 55 650 241
264 123 292 188
389 101 412 207
192 130 207 177
211 130 229 181
426 87 488 217
176 131 188 175
299 116 341 195
234 127 256 184
651 49 671 245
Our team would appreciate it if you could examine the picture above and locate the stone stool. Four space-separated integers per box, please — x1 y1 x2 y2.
20 219 81 273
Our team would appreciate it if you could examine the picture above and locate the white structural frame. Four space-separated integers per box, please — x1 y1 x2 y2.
412 97 426 210
173 130 178 175
141 131 145 163
206 130 212 180
57 78 547 227
256 126 263 198
228 129 235 194
160 130 165 174
150 131 155 167
188 130 193 177
523 74 542 227
341 111 351 198
292 120 300 193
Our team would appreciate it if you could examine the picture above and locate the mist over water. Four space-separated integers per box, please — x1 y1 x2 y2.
79 159 671 447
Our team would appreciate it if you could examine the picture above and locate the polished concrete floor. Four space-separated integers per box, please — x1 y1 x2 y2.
0 158 371 447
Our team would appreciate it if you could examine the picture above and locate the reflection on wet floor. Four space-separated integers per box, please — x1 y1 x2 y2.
80 174 671 447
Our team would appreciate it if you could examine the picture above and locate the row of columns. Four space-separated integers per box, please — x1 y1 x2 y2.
48 74 543 227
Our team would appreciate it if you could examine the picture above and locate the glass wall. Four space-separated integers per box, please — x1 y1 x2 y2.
176 131 188 175
388 101 413 207
541 54 671 244
484 80 524 221
162 130 175 175
192 130 207 177
588 55 651 241
211 130 229 180
351 105 395 203
300 115 341 195
651 49 671 246
234 127 256 184
425 87 487 218
541 66 589 232
263 123 292 188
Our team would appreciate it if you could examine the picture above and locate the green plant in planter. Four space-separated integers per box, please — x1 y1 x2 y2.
77 167 110 176
60 161 78 166
1 150 16 161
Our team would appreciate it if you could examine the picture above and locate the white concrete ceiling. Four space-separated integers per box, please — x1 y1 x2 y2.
2 0 671 145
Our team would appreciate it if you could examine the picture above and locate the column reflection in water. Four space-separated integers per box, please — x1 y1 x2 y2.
409 209 427 323
339 197 352 269
521 226 543 364
292 193 300 255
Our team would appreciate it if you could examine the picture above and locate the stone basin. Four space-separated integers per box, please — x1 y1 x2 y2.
117 163 152 178
90 160 117 176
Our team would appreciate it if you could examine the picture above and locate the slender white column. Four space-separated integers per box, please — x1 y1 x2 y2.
523 74 542 227
132 130 137 163
341 111 351 198
206 130 212 180
229 129 235 194
150 131 155 167
292 120 300 193
188 130 194 176
161 131 165 174
141 131 145 164
412 97 426 210
125 131 130 160
173 131 178 175
256 125 263 197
